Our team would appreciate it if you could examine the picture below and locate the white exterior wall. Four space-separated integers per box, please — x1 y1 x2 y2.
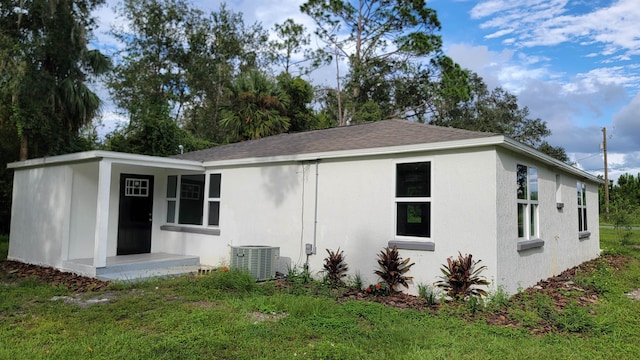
67 162 99 260
187 148 499 294
391 148 498 293
8 147 599 293
9 165 72 268
495 150 600 293
109 164 205 258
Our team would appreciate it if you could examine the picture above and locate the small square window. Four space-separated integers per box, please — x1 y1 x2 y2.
125 178 149 197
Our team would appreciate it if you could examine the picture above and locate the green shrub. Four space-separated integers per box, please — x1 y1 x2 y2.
284 265 315 295
417 283 440 306
346 271 363 290
508 291 557 328
574 259 616 294
287 265 313 285
201 267 256 292
466 294 484 314
558 301 597 333
485 285 511 311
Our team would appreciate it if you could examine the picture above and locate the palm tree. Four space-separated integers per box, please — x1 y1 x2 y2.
220 70 290 142
1 0 110 160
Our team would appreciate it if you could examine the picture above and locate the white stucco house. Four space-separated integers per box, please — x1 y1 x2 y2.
7 120 601 293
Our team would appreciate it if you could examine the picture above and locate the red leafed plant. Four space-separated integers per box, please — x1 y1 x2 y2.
323 248 349 287
374 245 415 293
435 252 490 300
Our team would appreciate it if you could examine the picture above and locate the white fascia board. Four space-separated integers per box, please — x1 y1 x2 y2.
500 138 602 184
8 150 204 172
202 136 507 168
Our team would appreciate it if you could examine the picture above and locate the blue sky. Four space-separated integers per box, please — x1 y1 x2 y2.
92 0 640 181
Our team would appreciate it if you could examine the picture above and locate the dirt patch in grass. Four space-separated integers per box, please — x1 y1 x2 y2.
626 289 640 300
248 310 288 324
50 294 115 307
188 300 219 309
341 289 432 310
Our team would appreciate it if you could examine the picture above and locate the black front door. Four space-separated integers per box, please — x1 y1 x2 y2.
117 174 154 255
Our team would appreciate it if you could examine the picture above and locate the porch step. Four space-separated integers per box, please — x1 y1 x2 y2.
95 253 201 282
97 264 203 282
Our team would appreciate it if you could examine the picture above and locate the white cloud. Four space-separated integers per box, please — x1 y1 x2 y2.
442 41 638 175
470 0 640 63
485 28 514 39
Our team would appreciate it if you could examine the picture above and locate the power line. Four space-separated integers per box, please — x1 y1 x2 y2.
575 153 601 162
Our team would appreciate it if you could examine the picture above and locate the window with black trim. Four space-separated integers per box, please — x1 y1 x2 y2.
517 164 538 239
396 162 431 238
208 174 221 226
166 174 207 225
166 175 177 222
577 181 587 232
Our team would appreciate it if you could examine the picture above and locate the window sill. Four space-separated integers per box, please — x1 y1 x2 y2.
579 231 591 240
160 225 220 236
388 240 435 251
517 239 544 251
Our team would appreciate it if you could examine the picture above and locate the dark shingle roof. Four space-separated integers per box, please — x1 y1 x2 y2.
174 120 497 162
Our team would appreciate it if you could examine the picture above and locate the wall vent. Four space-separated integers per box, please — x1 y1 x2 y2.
230 246 279 281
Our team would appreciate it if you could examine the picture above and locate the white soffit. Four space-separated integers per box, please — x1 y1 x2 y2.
500 138 602 184
8 150 204 171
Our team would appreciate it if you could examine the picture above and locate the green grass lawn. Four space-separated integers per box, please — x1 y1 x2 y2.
1 229 640 359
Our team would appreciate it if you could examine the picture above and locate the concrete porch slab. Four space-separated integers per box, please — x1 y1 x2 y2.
63 252 204 282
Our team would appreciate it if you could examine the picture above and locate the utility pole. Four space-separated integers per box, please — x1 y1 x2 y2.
602 127 609 214
335 45 343 127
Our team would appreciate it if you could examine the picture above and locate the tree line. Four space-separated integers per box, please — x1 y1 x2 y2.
0 0 570 233
601 173 640 225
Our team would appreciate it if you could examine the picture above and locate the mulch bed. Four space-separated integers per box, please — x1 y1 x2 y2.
0 260 110 292
339 255 630 334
